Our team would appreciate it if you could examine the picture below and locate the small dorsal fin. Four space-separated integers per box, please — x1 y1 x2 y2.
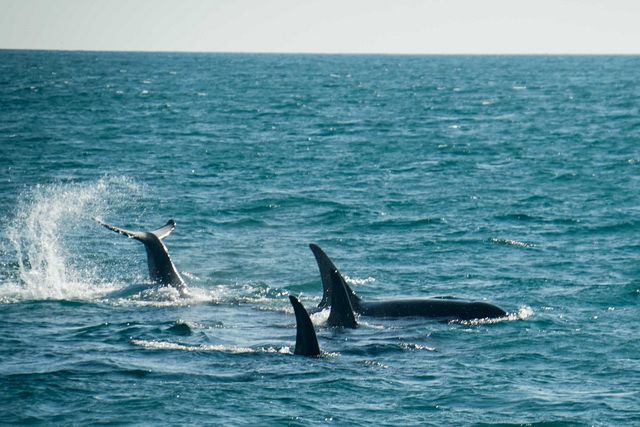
327 269 358 328
289 295 321 357
151 219 176 240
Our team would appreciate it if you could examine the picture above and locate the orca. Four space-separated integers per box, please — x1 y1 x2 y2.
96 219 186 296
326 268 358 328
310 244 507 321
288 295 321 357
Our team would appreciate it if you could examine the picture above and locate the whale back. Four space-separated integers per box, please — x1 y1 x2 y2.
358 298 507 320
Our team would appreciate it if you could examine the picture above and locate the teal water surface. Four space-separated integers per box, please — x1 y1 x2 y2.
1 51 639 425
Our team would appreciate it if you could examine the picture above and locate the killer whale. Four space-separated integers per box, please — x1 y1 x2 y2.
310 244 507 322
289 295 321 356
96 219 186 296
326 267 358 328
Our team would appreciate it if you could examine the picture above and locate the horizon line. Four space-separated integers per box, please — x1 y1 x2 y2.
2 48 640 57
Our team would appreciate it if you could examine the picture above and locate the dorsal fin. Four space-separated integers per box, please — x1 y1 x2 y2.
289 295 321 357
327 269 358 328
151 219 176 240
309 244 361 310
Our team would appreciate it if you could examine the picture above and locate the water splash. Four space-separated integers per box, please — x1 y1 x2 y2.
0 177 142 302
515 305 535 320
344 275 376 285
310 307 330 326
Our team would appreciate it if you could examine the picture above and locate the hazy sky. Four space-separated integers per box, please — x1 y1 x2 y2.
1 0 638 54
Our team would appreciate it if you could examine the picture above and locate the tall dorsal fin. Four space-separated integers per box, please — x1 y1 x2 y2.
309 244 361 310
327 268 358 328
289 295 321 357
151 219 176 240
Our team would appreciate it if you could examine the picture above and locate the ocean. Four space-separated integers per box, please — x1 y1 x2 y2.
0 51 639 425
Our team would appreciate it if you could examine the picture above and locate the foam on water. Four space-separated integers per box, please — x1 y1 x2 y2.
453 305 535 325
104 285 212 306
355 318 387 330
130 339 255 353
489 237 536 248
399 342 437 352
130 339 291 354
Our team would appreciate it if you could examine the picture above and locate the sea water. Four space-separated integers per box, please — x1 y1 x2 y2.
1 51 639 425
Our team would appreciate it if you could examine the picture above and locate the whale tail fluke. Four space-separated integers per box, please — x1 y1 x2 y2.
289 295 321 357
150 219 176 240
95 218 185 291
95 218 146 241
327 268 358 328
309 244 361 310
95 218 176 241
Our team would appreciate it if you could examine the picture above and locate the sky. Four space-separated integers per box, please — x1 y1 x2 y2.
0 0 638 54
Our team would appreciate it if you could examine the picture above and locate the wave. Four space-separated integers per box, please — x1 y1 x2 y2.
579 220 640 235
342 341 436 357
493 213 543 222
104 285 222 308
489 238 536 249
218 195 349 215
368 216 445 230
209 217 270 228
129 339 291 355
542 219 640 238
